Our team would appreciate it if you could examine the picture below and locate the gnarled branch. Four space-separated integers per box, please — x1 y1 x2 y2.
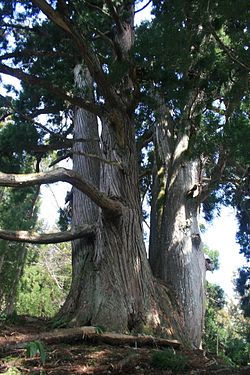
0 224 95 244
0 168 122 215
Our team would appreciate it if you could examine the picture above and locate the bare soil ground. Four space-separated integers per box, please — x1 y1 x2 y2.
0 318 249 374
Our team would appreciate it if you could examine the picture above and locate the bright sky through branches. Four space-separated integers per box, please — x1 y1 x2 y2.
204 207 246 300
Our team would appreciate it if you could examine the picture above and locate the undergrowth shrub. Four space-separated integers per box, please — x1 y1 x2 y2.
151 348 188 372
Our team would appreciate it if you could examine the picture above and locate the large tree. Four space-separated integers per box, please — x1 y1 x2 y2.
0 0 249 348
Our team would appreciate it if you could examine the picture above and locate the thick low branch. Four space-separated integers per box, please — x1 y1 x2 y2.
0 63 103 116
0 225 95 244
0 168 122 214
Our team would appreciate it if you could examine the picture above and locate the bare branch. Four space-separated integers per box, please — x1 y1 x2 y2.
136 128 153 151
0 168 122 215
26 186 40 220
49 152 72 167
0 224 95 244
92 28 115 49
0 95 62 119
73 150 123 169
135 0 152 14
0 94 70 140
17 112 60 137
0 112 12 122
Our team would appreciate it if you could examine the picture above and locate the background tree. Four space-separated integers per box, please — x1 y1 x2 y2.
236 266 250 318
16 241 71 318
0 0 249 348
136 0 250 344
203 248 250 366
0 116 39 315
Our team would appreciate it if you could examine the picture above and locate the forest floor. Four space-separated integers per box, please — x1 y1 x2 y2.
0 317 249 375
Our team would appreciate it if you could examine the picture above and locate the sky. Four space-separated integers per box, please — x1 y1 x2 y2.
203 207 246 300
1 0 246 301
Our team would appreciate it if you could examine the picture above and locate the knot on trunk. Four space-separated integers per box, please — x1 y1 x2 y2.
191 233 201 248
205 257 214 271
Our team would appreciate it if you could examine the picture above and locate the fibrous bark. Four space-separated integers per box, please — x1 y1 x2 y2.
55 62 185 343
149 102 206 348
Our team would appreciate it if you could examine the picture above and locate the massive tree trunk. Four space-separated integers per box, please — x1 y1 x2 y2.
58 60 205 348
58 67 101 325
58 65 184 340
159 160 205 348
61 118 171 334
149 104 206 347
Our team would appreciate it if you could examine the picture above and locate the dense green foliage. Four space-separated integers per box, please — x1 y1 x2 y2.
16 242 71 317
204 283 250 366
0 126 39 314
203 246 250 366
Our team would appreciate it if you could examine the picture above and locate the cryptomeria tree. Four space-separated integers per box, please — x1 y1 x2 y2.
0 0 249 348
